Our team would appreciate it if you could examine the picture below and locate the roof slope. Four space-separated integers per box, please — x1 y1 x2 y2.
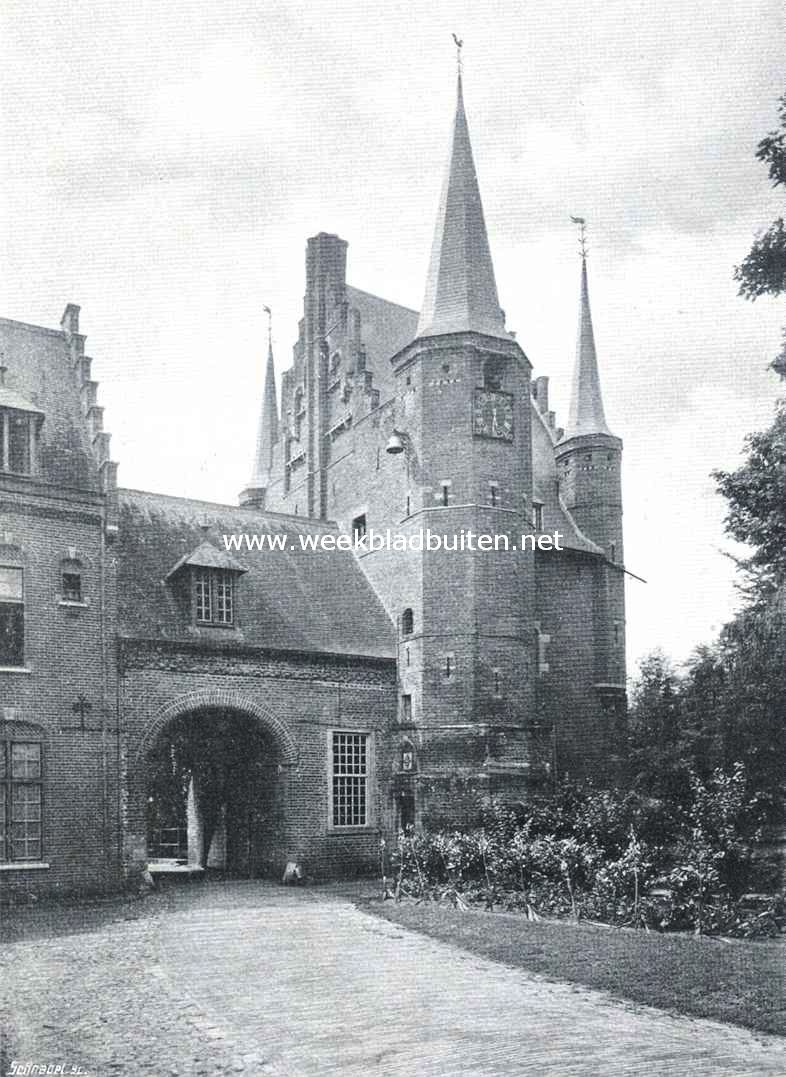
417 75 508 340
116 489 395 659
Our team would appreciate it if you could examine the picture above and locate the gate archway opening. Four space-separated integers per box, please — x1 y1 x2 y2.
145 706 289 878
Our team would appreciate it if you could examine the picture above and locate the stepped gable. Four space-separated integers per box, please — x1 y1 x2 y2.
0 304 117 507
116 488 395 658
344 286 418 406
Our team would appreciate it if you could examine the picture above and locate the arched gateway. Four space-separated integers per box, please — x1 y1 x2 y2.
128 690 298 880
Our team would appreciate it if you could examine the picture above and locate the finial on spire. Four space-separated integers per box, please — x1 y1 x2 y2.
562 230 614 440
452 32 463 73
263 304 272 347
415 45 507 340
570 216 588 259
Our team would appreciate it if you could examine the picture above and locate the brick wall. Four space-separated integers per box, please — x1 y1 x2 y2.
0 314 120 898
119 640 398 879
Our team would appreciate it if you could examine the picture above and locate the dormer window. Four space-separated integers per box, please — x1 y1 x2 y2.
0 391 44 477
164 540 247 630
195 569 235 626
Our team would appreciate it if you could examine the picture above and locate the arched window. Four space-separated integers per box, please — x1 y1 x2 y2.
401 608 414 636
0 564 24 667
60 556 83 604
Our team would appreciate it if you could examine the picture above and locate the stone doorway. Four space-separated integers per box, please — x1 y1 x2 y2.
145 707 284 877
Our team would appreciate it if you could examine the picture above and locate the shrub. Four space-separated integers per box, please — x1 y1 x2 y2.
389 766 781 937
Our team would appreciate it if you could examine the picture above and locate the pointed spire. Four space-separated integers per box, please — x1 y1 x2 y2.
416 70 507 339
564 254 613 439
249 308 279 488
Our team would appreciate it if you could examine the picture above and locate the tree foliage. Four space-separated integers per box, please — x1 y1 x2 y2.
627 630 786 821
735 91 786 303
712 401 786 595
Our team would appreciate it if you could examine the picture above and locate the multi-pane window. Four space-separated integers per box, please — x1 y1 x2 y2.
194 569 234 627
0 411 35 475
0 566 24 666
0 740 42 862
331 732 368 827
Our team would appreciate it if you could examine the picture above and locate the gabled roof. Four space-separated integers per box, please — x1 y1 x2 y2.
164 541 247 581
417 74 508 340
116 489 395 659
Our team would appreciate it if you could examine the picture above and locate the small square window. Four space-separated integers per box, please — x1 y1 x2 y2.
352 514 367 543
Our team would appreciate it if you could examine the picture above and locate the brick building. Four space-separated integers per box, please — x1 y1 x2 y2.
0 72 625 894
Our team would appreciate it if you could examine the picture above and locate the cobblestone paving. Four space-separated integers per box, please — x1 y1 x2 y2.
1 880 785 1076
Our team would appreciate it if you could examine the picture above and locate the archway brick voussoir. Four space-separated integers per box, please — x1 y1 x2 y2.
137 689 298 765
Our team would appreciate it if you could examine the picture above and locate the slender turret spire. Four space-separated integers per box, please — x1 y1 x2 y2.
416 61 507 340
252 307 279 485
240 307 279 507
564 232 613 439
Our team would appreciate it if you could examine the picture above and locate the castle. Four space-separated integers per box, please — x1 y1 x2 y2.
0 72 625 892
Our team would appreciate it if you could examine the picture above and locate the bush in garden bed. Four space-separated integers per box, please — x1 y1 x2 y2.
389 767 784 938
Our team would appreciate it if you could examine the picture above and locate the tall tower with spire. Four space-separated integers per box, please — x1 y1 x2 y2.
555 245 626 696
240 308 279 509
385 66 537 824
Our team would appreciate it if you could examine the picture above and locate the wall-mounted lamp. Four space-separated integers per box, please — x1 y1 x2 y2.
386 429 407 455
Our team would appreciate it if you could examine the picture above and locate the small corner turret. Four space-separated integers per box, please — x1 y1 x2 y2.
554 234 626 699
555 242 623 560
240 306 279 510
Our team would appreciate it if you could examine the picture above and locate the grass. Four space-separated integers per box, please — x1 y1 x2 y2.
362 898 786 1036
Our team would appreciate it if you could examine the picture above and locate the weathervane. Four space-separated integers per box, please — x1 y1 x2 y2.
263 304 272 346
570 216 588 258
452 32 463 72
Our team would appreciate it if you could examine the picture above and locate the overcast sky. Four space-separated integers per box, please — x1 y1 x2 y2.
1 0 784 670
